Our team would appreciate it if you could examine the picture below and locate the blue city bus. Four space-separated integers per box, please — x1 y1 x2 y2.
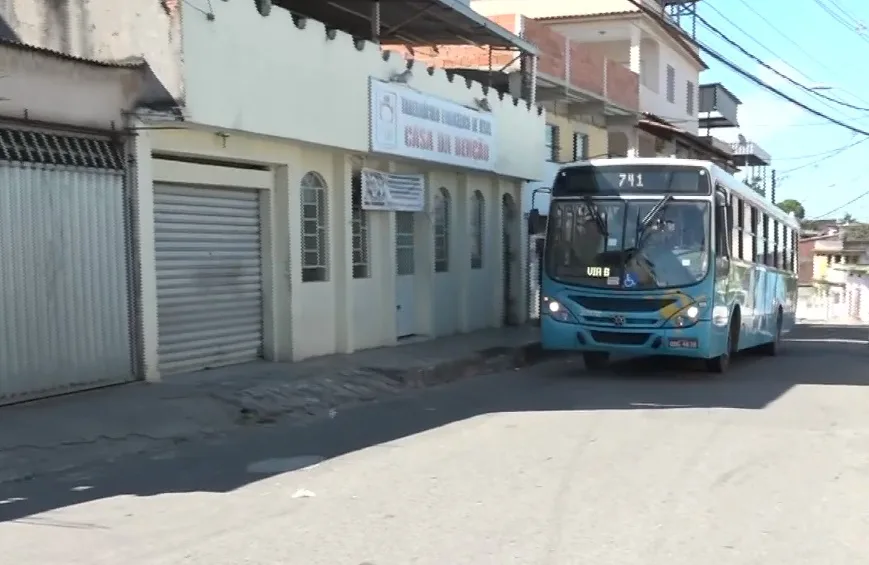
528 158 800 373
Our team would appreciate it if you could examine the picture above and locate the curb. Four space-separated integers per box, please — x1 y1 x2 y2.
0 341 562 485
396 340 562 388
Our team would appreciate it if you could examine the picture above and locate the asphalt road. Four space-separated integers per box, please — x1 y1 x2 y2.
2 324 868 564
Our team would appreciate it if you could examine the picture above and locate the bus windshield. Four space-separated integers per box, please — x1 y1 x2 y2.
545 199 711 290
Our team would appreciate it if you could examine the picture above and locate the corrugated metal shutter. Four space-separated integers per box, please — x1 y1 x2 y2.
0 128 135 405
154 183 264 374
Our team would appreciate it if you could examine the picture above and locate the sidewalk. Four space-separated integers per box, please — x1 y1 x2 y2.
0 326 553 484
798 317 868 326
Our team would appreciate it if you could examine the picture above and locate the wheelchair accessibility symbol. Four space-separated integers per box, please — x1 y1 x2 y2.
623 273 638 288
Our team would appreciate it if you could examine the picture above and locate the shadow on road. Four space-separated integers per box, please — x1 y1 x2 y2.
0 323 866 523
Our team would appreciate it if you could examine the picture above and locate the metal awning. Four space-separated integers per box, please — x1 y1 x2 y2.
273 0 538 54
730 140 771 167
638 113 733 162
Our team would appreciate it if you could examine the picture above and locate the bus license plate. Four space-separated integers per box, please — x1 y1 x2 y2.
668 338 698 349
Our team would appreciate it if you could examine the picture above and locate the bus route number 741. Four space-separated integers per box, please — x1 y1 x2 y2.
618 173 644 188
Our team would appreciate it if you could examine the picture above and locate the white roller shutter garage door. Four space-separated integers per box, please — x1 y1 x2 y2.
154 183 265 374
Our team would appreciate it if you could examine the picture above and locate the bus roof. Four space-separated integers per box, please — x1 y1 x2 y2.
556 158 800 231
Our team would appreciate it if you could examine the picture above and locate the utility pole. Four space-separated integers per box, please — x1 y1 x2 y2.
770 169 777 204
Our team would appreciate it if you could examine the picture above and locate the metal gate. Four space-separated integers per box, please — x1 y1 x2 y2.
0 127 135 404
154 183 265 374
528 232 544 322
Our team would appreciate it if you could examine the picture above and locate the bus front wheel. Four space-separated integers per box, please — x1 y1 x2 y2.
706 318 738 374
583 351 610 371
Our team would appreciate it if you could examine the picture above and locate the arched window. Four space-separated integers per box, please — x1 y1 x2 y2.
434 187 451 273
470 190 485 269
301 172 329 282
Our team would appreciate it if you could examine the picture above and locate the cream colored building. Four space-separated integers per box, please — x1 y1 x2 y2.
0 0 544 388
117 1 545 380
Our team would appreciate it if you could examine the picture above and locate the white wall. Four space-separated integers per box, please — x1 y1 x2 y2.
180 0 544 181
640 37 699 133
0 45 141 129
510 9 703 133
141 127 525 369
0 0 183 99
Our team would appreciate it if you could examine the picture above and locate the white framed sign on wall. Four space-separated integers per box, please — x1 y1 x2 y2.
369 77 498 171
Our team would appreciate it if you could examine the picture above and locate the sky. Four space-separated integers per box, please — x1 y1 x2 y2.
693 0 869 221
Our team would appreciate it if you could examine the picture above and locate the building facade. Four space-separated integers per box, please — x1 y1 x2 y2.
796 231 869 322
469 0 748 167
1 0 546 388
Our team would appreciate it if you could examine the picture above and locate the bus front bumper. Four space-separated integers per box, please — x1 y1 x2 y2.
541 317 723 359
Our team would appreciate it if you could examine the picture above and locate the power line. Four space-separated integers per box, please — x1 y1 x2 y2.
703 3 805 79
656 0 869 223
778 137 869 175
721 0 869 108
695 11 869 113
809 187 869 220
772 138 867 161
811 0 869 44
622 0 869 137
694 44 869 135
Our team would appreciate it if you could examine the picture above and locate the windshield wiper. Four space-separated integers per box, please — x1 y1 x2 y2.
582 196 608 236
639 194 673 232
623 195 672 288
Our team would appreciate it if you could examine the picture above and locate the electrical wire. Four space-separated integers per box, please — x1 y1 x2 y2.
778 136 869 175
703 2 806 80
774 137 867 161
695 11 869 113
622 0 869 137
719 0 869 108
808 187 869 220
811 0 869 44
651 112 869 130
826 0 869 28
629 0 869 219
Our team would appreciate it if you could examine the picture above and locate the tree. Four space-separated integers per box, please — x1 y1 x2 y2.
776 199 805 220
842 212 855 224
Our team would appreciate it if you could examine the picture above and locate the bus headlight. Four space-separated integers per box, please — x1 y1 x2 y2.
543 297 578 323
667 303 702 328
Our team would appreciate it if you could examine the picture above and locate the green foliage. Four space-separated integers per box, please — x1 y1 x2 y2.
776 199 805 219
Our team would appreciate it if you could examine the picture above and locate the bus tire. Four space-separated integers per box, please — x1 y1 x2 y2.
583 351 610 371
761 310 783 356
706 317 738 374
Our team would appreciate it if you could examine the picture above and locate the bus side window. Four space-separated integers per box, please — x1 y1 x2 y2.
715 188 731 276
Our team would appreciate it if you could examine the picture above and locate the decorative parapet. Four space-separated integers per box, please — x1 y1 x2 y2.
180 0 546 180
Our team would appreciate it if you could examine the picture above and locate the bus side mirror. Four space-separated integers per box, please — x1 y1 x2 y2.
528 209 545 234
